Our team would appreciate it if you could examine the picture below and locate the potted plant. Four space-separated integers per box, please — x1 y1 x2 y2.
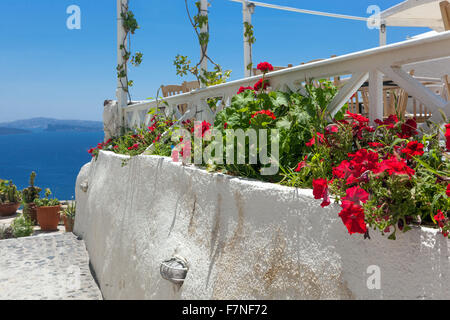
62 199 76 233
0 180 22 217
34 188 61 231
22 172 41 224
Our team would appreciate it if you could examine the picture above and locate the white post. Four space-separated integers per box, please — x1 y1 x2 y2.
117 0 128 124
379 22 387 46
369 70 384 124
243 1 254 77
200 0 208 87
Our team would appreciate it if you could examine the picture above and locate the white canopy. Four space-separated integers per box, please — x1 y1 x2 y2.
381 0 444 31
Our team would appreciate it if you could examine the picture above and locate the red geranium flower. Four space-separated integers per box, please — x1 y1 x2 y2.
338 201 367 235
347 111 369 124
325 124 339 135
333 160 352 180
434 210 446 228
237 86 254 94
368 142 384 148
191 121 212 138
313 178 330 208
445 123 450 151
375 115 398 129
251 110 276 121
254 79 269 91
257 62 274 73
343 186 369 205
224 122 228 129
398 118 418 139
128 143 140 151
377 155 415 177
401 141 424 159
306 132 325 147
346 149 379 184
113 145 119 150
447 184 450 197
294 156 308 173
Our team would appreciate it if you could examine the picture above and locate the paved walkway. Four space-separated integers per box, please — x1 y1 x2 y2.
0 233 102 300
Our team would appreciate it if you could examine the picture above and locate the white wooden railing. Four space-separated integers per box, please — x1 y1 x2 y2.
122 31 450 129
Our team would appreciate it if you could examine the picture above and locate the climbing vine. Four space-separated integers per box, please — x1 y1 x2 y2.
244 21 255 72
174 0 231 87
117 1 143 101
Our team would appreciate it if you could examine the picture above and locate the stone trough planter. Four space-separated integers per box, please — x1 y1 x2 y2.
74 151 450 300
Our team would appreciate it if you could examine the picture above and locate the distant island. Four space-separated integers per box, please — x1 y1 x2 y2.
0 117 103 134
0 127 31 135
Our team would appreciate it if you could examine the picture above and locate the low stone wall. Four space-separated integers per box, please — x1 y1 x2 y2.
74 151 450 300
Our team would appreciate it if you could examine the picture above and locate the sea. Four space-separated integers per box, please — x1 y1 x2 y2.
0 130 104 201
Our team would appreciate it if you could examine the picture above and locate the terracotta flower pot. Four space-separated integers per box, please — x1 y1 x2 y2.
23 203 38 225
0 203 20 217
37 206 61 231
63 216 75 233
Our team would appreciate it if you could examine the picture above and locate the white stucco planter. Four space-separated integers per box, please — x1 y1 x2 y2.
74 151 450 300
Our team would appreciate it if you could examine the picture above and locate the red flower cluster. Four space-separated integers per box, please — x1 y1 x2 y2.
306 132 325 147
294 156 308 173
128 143 140 151
401 141 424 159
447 184 450 197
312 178 330 208
398 118 418 139
88 139 112 157
191 121 212 138
257 62 274 73
254 79 269 91
445 124 450 151
237 86 254 95
347 111 374 140
251 110 276 121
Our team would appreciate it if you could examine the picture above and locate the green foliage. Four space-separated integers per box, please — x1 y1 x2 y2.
34 189 60 207
0 225 14 240
174 0 232 87
244 21 256 45
0 180 22 204
11 214 34 238
22 171 42 204
62 200 76 219
117 1 143 97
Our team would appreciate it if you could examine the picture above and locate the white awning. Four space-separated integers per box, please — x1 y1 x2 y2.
381 0 444 31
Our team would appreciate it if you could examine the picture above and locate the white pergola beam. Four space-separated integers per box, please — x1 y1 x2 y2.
369 70 384 123
381 65 450 121
117 0 128 120
200 0 208 87
328 72 369 117
243 0 254 77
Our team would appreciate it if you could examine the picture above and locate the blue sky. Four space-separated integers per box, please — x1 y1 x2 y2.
0 0 430 122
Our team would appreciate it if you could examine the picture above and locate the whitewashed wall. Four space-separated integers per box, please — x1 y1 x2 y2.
74 151 450 300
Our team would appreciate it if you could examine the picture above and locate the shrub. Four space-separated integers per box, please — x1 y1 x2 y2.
11 214 34 238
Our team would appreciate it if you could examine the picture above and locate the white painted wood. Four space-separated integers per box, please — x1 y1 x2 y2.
381 66 449 121
116 0 128 126
200 0 208 88
242 0 253 77
369 70 384 123
328 72 369 117
379 23 387 46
